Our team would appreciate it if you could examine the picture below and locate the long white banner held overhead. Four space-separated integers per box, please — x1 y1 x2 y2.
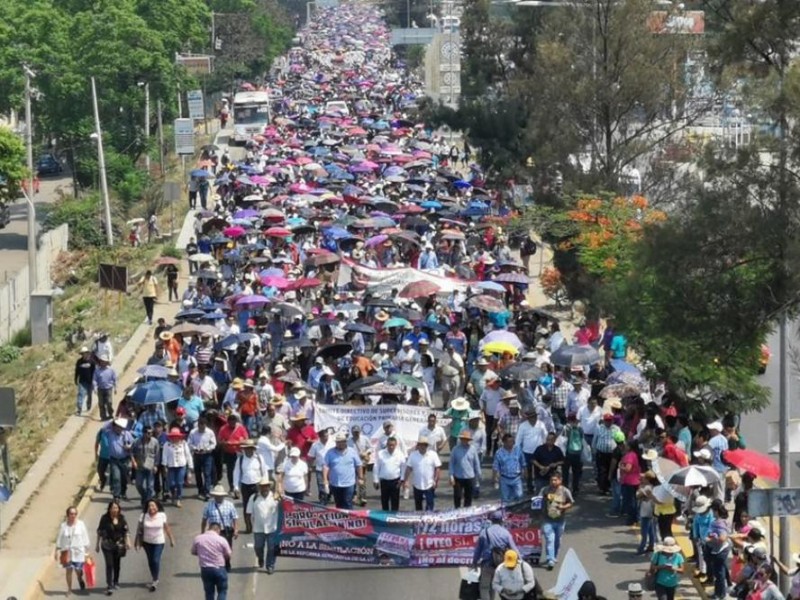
341 258 475 296
315 404 451 452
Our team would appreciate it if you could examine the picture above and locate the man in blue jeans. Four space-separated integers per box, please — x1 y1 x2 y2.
246 477 280 573
323 432 364 510
132 426 160 507
191 523 231 600
107 418 133 500
541 471 574 570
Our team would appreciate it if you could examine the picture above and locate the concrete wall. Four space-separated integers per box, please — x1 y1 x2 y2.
0 224 69 344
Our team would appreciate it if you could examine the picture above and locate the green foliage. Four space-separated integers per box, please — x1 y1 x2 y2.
161 245 183 259
10 326 31 348
42 194 107 249
0 127 28 201
0 345 21 364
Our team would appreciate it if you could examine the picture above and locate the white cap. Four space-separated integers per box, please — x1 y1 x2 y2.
402 339 412 346
289 447 301 458
707 421 723 432
379 342 388 351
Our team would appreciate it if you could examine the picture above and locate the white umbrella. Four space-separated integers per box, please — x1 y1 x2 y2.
189 253 214 263
667 465 720 487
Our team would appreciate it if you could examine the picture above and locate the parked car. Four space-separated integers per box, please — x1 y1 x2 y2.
36 154 62 176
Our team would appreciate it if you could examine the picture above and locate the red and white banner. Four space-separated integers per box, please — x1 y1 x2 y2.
340 258 475 295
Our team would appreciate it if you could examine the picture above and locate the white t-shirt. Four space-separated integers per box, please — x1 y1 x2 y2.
308 439 333 471
418 425 447 450
281 458 309 493
404 450 442 490
578 405 602 436
141 512 167 545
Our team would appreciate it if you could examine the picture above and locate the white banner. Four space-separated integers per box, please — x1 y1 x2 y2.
342 258 475 296
547 548 589 600
314 404 451 452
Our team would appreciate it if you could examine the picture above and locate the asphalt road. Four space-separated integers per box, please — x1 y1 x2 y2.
0 170 72 283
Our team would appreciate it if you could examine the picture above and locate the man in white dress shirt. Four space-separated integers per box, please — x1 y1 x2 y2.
373 436 407 511
233 440 269 533
515 408 549 495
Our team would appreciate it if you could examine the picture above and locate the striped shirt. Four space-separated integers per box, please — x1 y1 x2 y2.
592 424 619 453
202 499 238 529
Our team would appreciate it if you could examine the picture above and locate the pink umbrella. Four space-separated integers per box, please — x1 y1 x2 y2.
223 226 246 238
264 227 292 237
289 182 311 193
235 294 270 305
250 175 273 185
261 276 290 289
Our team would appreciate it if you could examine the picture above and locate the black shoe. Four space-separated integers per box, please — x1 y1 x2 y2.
266 567 274 574
106 589 113 596
78 576 86 590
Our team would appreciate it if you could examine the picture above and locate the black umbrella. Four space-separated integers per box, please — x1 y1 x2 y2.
501 362 544 382
345 374 386 393
291 224 316 235
344 323 376 335
549 344 601 368
421 322 449 333
282 337 316 349
175 308 207 321
366 298 397 308
315 342 353 360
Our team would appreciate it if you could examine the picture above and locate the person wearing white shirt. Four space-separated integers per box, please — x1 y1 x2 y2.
188 418 217 501
480 380 504 457
245 477 280 573
373 422 409 455
403 437 442 511
233 441 269 533
394 340 419 374
307 357 326 391
307 429 334 503
279 447 310 500
256 427 285 472
349 425 373 506
533 342 551 368
566 380 590 417
516 409 549 495
373 437 407 511
418 414 447 453
577 397 602 445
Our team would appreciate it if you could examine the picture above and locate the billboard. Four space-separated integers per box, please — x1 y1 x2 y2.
648 10 705 34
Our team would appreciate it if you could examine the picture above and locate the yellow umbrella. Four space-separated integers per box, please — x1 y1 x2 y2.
482 341 520 355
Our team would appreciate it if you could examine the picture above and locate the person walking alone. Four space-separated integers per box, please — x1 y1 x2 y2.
95 500 130 595
137 269 159 326
191 522 231 600
74 346 95 416
246 477 280 573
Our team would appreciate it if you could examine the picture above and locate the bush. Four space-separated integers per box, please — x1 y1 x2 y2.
42 195 107 250
0 345 21 364
10 326 31 348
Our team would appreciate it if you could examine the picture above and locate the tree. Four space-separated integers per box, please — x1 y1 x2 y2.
0 127 28 201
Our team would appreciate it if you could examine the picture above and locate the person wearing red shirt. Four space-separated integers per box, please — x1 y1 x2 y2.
286 414 317 460
662 435 689 467
271 364 286 396
217 414 249 497
236 380 260 437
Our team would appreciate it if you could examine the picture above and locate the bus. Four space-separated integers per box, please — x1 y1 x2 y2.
232 91 271 144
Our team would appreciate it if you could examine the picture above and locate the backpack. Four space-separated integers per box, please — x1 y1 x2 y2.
567 426 583 454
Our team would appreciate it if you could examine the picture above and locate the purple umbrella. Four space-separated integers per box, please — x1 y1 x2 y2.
234 209 259 219
366 234 388 247
235 294 271 306
259 267 285 278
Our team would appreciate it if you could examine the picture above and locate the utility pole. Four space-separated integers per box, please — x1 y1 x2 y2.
141 82 151 174
157 99 165 178
23 66 37 294
91 77 114 246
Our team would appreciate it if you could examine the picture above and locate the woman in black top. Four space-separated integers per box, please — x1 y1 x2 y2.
95 500 130 595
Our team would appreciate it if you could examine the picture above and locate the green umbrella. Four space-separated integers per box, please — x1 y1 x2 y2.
390 373 425 389
384 317 412 329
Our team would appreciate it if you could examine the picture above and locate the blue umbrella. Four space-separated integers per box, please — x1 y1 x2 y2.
0 484 11 503
190 169 212 178
137 365 171 380
477 281 506 293
175 308 206 320
130 380 183 405
610 359 641 375
421 321 449 333
421 200 443 209
260 267 285 277
453 180 472 189
202 310 227 321
323 226 353 240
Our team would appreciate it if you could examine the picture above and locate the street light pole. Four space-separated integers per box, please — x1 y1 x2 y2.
143 83 151 174
23 66 37 294
157 99 165 178
91 77 114 246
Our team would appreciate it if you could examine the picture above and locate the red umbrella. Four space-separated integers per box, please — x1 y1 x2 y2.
398 280 440 298
154 257 180 266
305 252 340 267
264 227 292 238
723 449 781 480
287 277 322 290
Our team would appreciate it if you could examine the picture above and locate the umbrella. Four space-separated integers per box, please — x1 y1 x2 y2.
600 383 643 399
493 273 529 285
273 302 305 319
345 374 386 394
215 333 260 351
189 253 215 263
154 256 180 266
235 294 271 306
194 269 220 280
606 370 647 388
305 253 340 267
476 281 506 293
389 373 425 389
398 280 440 298
482 341 520 356
190 168 212 178
723 449 781 480
175 308 207 321
358 382 405 396
130 380 183 405
549 344 601 368
667 465 721 487
261 275 290 289
344 322 376 335
265 227 292 238
384 317 412 329
315 342 353 360
609 359 642 375
169 323 220 337
287 277 322 290
500 362 544 381
480 330 524 351
223 226 247 238
465 295 505 313
136 365 171 380
421 322 449 333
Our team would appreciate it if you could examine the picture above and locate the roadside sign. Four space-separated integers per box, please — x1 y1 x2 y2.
98 264 128 293
175 54 212 75
162 182 181 203
749 487 800 518
187 90 204 120
0 389 15 428
174 118 195 155
647 10 705 34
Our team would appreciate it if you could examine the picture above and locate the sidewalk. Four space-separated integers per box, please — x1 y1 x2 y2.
0 210 196 600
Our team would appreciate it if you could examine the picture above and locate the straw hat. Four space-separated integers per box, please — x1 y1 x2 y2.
655 536 681 554
230 378 244 391
450 397 470 411
209 484 228 497
159 331 174 341
642 448 659 462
